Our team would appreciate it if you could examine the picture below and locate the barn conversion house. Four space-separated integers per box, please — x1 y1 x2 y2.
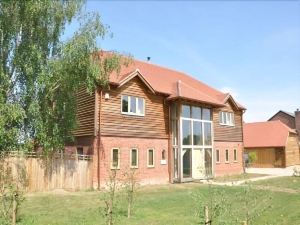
68 53 246 188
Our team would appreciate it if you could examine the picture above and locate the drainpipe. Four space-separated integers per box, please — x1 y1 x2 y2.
97 89 102 190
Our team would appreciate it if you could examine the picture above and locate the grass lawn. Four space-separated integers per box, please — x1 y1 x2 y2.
252 176 300 191
17 181 300 225
212 173 268 182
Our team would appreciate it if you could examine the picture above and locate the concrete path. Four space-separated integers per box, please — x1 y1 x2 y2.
246 165 300 176
202 175 279 186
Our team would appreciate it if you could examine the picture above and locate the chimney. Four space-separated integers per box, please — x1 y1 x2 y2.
295 108 300 140
147 57 151 62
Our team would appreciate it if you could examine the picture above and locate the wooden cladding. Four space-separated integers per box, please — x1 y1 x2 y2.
213 102 243 142
100 77 169 139
73 87 96 137
285 133 300 167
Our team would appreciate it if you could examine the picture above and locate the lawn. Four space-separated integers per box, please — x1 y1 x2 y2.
252 176 300 191
17 181 300 225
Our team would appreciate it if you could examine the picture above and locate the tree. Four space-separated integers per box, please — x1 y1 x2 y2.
0 0 126 153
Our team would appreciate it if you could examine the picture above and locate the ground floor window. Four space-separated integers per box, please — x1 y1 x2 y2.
225 149 229 163
130 148 138 168
111 148 120 169
216 149 220 163
234 149 237 162
147 149 155 167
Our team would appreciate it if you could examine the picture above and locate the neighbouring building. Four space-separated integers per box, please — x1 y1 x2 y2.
268 109 300 141
243 120 300 168
68 53 246 188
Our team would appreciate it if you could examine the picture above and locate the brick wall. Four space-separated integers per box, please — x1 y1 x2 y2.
214 141 244 177
93 136 169 188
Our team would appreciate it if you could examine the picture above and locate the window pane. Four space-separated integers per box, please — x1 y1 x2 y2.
130 97 136 113
219 112 223 123
122 96 129 112
131 149 137 167
148 150 154 166
231 113 234 125
162 150 166 160
182 148 192 178
193 121 203 145
234 149 237 161
182 105 191 118
223 112 227 124
225 150 229 161
202 108 211 120
203 122 212 145
191 106 201 119
182 120 192 145
172 119 178 146
137 98 144 115
112 149 119 167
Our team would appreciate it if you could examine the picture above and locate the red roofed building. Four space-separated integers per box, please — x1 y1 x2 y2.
244 121 300 168
69 53 246 188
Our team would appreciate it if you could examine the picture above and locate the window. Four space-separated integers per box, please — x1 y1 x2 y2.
121 95 145 116
219 111 234 126
181 105 212 121
161 149 166 160
111 148 120 169
77 147 84 160
130 149 138 168
147 149 155 167
225 149 229 163
193 121 203 145
202 108 211 120
182 120 192 145
203 122 212 145
216 149 220 163
234 149 237 162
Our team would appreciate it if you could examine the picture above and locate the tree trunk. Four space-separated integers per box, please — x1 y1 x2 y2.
204 206 209 225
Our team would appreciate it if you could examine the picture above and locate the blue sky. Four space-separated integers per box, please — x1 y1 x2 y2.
66 1 300 122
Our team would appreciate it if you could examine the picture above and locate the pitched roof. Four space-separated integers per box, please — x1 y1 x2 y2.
243 120 297 148
268 110 295 121
102 52 245 109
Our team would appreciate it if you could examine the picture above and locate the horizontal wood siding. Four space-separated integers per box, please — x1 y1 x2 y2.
245 148 278 168
213 101 243 142
285 133 300 167
73 87 95 137
100 77 169 139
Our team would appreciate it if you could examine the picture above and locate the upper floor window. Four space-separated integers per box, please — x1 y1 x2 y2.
121 95 145 116
181 105 211 121
219 111 234 126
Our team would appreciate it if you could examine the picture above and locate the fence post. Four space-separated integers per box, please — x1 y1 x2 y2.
204 206 210 225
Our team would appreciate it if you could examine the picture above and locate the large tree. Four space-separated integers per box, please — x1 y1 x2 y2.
0 0 123 153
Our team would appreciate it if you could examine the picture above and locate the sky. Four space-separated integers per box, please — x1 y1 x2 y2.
65 1 300 122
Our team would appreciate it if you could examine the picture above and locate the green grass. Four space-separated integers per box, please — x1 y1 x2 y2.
252 176 300 191
213 173 268 182
17 182 300 225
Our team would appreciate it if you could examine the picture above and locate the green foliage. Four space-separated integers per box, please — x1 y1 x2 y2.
0 0 126 153
248 152 257 164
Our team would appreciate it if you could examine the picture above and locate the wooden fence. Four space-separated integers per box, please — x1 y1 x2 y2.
4 151 94 192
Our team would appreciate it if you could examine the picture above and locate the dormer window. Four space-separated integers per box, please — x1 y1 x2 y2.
219 111 235 126
121 95 145 116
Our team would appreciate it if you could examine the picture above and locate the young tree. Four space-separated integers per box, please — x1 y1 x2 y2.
123 168 139 218
0 0 126 154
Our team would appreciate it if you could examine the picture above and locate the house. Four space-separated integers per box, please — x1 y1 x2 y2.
68 54 246 188
268 109 300 141
243 120 300 168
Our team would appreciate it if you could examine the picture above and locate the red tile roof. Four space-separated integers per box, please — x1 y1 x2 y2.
243 120 297 148
101 51 245 109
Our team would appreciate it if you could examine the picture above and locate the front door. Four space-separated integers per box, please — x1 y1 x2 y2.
192 148 205 179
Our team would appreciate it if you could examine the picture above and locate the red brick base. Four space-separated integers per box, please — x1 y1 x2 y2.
214 141 244 177
93 136 169 188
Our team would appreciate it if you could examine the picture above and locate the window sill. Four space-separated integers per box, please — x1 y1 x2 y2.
121 112 145 117
219 123 235 127
130 166 138 169
234 161 238 163
216 161 221 164
225 161 230 164
147 165 155 168
110 167 120 170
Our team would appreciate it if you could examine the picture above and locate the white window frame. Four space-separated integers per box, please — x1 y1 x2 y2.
219 111 235 126
233 149 237 162
121 95 145 116
147 149 155 168
225 149 229 163
130 148 139 168
216 149 220 163
111 148 120 169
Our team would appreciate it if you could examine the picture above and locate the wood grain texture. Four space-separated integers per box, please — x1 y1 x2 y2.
100 77 169 139
73 87 95 137
213 101 243 142
285 133 300 166
269 111 296 129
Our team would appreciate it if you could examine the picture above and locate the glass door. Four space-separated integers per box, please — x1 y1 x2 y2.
182 148 192 178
